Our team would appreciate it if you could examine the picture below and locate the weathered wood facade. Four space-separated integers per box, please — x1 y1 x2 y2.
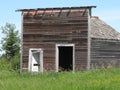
17 6 96 72
91 38 120 68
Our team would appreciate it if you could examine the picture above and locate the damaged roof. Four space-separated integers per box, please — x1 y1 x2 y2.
91 16 120 40
16 6 96 11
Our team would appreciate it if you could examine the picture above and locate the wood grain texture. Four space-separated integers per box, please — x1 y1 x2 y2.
91 38 120 69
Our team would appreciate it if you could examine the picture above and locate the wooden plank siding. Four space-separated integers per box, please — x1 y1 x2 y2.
91 38 120 69
21 8 90 72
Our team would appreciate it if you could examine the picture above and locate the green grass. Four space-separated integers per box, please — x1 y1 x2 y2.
0 68 120 90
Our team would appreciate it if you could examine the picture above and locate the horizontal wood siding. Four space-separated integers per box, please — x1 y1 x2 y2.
22 9 89 72
91 38 120 69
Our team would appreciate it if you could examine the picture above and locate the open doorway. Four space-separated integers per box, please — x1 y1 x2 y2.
56 44 75 72
28 48 43 72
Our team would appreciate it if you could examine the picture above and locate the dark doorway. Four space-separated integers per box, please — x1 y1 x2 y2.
58 46 73 71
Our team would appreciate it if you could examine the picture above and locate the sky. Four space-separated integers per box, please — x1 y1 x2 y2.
0 0 120 35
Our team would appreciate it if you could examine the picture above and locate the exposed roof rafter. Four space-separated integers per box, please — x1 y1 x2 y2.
16 6 96 12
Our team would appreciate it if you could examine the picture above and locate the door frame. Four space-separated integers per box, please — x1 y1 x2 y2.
28 48 43 72
56 44 75 72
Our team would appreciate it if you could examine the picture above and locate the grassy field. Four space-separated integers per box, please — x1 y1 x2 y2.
0 68 120 90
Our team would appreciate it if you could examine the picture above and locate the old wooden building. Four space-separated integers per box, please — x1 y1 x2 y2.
17 6 120 72
90 16 120 69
